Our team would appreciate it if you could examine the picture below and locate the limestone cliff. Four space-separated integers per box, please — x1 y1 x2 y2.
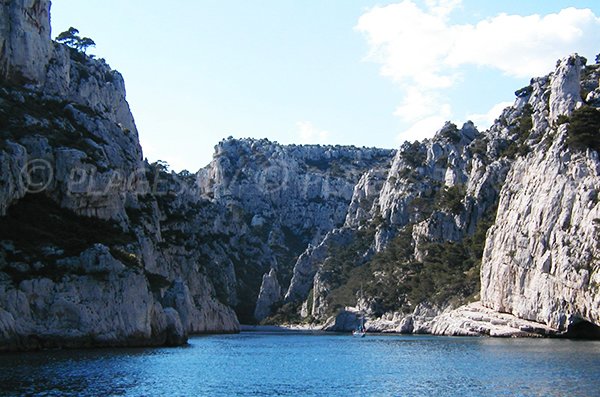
196 138 393 322
284 54 600 338
0 0 238 351
479 55 600 336
2 0 599 346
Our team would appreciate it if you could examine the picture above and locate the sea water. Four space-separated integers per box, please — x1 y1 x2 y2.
1 332 599 396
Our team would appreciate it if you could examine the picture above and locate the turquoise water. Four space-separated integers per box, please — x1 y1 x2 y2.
1 333 599 396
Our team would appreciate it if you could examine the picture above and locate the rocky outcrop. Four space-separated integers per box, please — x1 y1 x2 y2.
480 55 600 333
285 54 600 339
431 303 558 337
0 0 51 84
254 269 281 322
0 245 187 351
549 55 584 123
285 228 355 303
0 0 240 350
196 138 393 322
2 0 599 346
364 302 442 334
322 308 361 332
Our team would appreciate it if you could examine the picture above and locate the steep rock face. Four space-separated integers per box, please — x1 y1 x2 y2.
254 269 281 321
0 244 187 351
285 228 355 304
549 55 584 123
372 122 479 251
198 138 393 243
286 121 494 320
285 54 600 338
0 1 240 350
481 55 600 332
0 0 51 84
196 138 393 321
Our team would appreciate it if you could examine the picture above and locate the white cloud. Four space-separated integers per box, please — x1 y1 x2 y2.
466 101 513 130
425 0 462 17
296 121 331 144
356 1 600 143
397 101 452 143
393 88 443 122
447 8 600 78
356 0 459 89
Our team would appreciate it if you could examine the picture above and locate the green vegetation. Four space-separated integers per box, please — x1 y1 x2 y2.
437 185 466 215
440 123 461 143
469 137 488 157
501 104 534 159
262 301 303 325
565 106 600 152
399 141 426 167
56 27 95 53
315 198 497 318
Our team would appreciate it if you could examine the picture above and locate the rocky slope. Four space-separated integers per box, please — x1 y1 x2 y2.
479 55 600 337
0 0 395 349
0 0 238 351
196 138 393 322
279 54 600 338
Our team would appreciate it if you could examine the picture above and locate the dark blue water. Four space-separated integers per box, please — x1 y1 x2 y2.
1 333 599 396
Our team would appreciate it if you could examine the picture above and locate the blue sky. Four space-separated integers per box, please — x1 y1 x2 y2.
51 1 600 171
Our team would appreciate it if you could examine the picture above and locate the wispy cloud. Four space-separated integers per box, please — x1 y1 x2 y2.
466 101 513 130
356 1 600 142
296 121 331 144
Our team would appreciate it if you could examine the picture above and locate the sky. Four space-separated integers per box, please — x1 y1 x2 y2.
51 1 600 172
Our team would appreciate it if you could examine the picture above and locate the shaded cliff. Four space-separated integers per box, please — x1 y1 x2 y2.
0 0 238 351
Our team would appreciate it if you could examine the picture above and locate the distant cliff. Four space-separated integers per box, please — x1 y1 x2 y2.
195 137 393 322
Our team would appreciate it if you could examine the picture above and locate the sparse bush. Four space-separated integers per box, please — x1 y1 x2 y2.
400 141 426 167
56 27 95 53
565 106 600 152
437 185 466 215
501 104 533 159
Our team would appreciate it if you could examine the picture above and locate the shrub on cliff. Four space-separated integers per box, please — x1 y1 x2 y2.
565 106 600 152
56 27 95 53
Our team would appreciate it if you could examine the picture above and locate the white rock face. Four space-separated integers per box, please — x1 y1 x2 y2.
478 55 600 333
549 55 584 123
0 245 187 351
0 0 51 84
285 228 354 303
480 130 600 330
0 1 240 350
431 302 557 337
196 137 392 321
288 54 600 338
254 269 281 321
3 0 600 344
365 302 442 334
